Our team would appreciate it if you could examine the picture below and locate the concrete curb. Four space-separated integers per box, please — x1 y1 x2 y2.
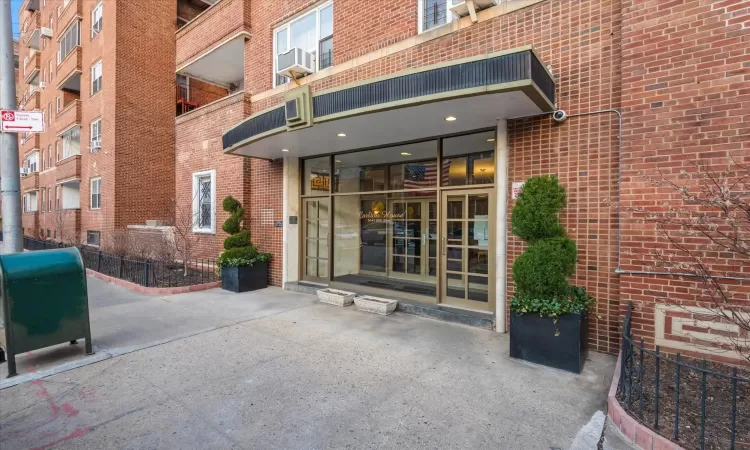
86 269 221 295
607 351 686 450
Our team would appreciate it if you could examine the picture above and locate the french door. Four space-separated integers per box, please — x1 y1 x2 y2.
302 198 329 283
440 189 494 311
387 199 438 284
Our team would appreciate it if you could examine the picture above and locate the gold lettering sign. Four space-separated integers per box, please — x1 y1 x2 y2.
311 174 329 191
359 211 406 223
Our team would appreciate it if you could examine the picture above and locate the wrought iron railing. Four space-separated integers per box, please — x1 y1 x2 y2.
618 304 749 450
22 236 218 288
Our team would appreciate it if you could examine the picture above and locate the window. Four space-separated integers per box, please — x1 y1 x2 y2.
58 21 80 64
42 68 46 83
41 189 45 212
24 152 39 173
91 2 102 38
57 5 61 17
87 231 100 246
91 60 102 95
47 187 52 211
176 74 189 101
192 170 216 233
90 177 101 209
418 0 454 33
48 103 52 125
56 96 61 112
49 15 53 31
55 141 60 161
90 118 101 151
23 192 38 213
41 149 45 170
273 2 333 87
62 127 80 159
47 229 50 238
49 59 53 83
55 186 60 209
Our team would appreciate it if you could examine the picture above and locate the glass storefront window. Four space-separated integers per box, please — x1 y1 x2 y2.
442 131 495 186
334 141 437 193
303 156 330 194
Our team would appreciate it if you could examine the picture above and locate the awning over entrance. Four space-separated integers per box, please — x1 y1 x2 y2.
222 46 555 160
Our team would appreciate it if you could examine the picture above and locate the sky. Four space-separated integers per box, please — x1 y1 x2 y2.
11 0 24 40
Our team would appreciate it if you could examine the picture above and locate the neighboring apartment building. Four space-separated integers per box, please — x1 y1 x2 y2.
17 0 175 246
174 0 749 358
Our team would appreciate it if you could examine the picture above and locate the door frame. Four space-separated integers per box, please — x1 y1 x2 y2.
301 197 330 283
385 198 437 284
439 188 495 312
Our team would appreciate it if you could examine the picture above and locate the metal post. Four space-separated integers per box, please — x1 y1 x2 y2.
0 0 22 254
97 251 102 272
119 256 124 278
144 260 150 287
674 353 681 441
730 367 737 450
654 346 660 430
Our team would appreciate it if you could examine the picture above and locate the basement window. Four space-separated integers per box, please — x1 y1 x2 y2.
87 231 100 247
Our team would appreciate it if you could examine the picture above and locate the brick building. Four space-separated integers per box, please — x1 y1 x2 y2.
17 0 750 357
16 0 175 246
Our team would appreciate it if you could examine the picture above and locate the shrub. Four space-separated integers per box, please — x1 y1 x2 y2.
510 176 592 318
218 196 271 269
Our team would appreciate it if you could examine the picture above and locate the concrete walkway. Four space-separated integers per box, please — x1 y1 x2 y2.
1 278 616 449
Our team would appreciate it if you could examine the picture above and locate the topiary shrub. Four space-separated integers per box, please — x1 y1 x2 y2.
217 196 271 269
510 176 592 317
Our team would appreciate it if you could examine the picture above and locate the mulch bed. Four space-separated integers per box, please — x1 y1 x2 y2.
146 264 217 288
618 352 750 449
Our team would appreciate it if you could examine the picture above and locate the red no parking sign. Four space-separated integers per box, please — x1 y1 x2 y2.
0 110 45 133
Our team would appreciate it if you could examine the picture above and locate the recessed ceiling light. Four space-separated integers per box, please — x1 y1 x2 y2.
281 148 289 152
335 160 341 163
445 116 457 122
487 138 496 142
337 133 347 137
401 152 412 156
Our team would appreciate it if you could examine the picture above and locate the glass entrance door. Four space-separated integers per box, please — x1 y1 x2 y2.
302 198 329 283
440 190 494 311
388 199 437 283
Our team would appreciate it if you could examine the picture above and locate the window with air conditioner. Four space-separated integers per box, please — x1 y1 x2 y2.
91 2 102 38
192 170 215 233
90 177 101 209
57 21 80 64
273 2 333 87
418 0 454 33
91 60 102 95
90 118 101 151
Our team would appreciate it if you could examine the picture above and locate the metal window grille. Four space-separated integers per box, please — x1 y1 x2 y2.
423 0 448 31
319 36 333 70
198 176 212 228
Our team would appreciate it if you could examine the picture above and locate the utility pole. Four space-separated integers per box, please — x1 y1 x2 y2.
0 0 22 253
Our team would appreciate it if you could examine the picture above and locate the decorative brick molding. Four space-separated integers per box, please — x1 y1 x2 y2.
607 352 686 450
86 269 221 295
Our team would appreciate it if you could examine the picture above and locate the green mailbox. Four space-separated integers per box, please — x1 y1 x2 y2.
0 247 93 378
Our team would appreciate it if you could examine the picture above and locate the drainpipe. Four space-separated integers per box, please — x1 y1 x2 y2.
495 119 508 332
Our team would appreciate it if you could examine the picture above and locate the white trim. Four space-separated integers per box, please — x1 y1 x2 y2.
417 0 454 34
91 1 102 38
272 0 333 88
91 59 102 95
90 176 101 210
192 169 216 234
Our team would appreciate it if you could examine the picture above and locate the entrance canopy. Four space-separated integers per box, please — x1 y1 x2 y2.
223 46 555 160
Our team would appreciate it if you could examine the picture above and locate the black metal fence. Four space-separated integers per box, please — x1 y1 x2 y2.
22 236 218 288
618 304 749 450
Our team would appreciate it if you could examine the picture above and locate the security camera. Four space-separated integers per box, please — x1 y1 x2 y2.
552 110 568 123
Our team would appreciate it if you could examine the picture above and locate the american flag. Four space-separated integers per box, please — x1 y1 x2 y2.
403 163 437 190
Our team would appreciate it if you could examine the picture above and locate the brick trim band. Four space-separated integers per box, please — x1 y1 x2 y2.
607 351 686 450
86 269 221 295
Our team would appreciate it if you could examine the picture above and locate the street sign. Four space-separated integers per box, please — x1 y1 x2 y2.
1 110 45 133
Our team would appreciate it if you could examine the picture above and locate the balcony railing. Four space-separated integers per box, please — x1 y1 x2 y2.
56 46 82 90
176 0 250 67
57 0 82 32
24 0 40 12
56 100 82 134
56 154 81 181
19 86 41 110
21 172 39 191
175 82 229 117
23 51 40 83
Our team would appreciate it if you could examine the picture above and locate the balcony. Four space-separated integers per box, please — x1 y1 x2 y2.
176 80 229 116
56 179 81 211
56 154 81 182
56 46 82 92
24 0 40 12
176 0 249 87
22 172 39 191
23 51 40 85
57 0 82 33
22 12 41 49
56 100 82 135
20 133 40 153
19 86 41 110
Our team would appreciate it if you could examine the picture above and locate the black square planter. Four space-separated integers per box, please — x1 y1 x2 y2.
509 311 588 374
221 263 268 293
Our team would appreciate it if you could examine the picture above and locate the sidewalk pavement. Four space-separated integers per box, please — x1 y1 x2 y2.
1 277 617 449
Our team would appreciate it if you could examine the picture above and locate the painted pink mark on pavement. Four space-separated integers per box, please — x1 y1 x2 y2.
30 427 91 450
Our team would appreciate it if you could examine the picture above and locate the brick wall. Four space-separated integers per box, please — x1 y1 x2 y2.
176 0 250 68
187 78 229 108
619 0 750 358
175 92 252 261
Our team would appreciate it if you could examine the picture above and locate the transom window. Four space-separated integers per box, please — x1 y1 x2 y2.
273 2 333 87
418 0 454 33
91 60 102 95
58 21 80 64
90 177 101 209
192 170 216 233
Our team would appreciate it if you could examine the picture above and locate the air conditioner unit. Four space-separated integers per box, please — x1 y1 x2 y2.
39 81 46 89
40 27 53 38
91 139 101 151
450 0 498 19
277 48 315 80
20 168 30 176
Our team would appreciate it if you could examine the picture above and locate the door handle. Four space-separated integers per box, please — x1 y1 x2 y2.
422 233 427 246
441 237 446 255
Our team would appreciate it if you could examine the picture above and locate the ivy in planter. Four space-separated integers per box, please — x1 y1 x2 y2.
510 176 593 318
217 196 271 270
